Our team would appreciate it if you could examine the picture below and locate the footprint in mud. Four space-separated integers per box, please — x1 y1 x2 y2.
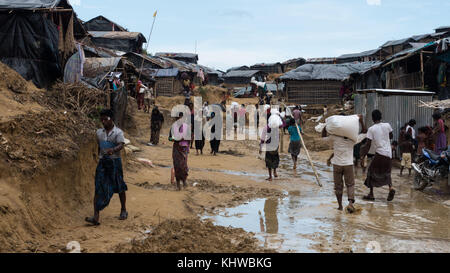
135 182 176 191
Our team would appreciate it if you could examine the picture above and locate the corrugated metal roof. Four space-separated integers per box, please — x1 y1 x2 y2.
381 37 414 48
411 34 432 42
279 61 382 81
223 70 264 78
357 89 435 95
155 52 198 60
0 0 61 9
337 49 380 59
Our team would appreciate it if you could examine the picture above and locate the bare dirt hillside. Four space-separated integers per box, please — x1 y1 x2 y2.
0 62 100 252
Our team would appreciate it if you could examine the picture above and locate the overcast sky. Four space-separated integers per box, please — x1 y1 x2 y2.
71 0 450 71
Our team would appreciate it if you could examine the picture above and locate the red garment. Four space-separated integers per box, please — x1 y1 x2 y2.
137 93 145 110
438 119 445 133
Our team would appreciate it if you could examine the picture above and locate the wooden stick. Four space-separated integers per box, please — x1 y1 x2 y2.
296 124 322 187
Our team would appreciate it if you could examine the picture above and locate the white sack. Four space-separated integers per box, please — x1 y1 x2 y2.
268 114 283 129
315 123 326 134
325 115 360 142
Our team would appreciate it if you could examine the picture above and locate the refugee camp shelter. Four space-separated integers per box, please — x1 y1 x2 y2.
88 31 146 54
306 58 337 65
435 26 450 35
197 65 222 86
154 68 182 97
282 58 306 72
279 62 380 105
381 38 415 56
382 42 438 90
0 0 87 88
226 66 250 72
337 49 387 64
155 53 199 64
222 70 267 88
355 89 435 147
83 15 127 32
250 63 283 74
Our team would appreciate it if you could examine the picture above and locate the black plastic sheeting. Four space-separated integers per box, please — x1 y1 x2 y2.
90 37 140 53
0 0 60 9
0 13 61 88
83 16 127 32
111 87 128 129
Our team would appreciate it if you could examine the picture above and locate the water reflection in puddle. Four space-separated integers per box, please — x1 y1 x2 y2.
204 155 450 253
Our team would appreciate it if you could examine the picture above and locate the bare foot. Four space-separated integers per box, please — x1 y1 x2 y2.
266 177 272 182
337 206 343 211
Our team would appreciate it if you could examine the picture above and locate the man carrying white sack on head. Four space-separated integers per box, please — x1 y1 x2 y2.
322 114 366 213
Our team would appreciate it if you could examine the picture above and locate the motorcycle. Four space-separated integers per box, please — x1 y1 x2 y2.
412 147 450 191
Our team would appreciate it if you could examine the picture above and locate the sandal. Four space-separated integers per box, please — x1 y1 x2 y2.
85 217 100 226
119 211 128 220
346 205 356 214
387 189 396 202
363 195 375 201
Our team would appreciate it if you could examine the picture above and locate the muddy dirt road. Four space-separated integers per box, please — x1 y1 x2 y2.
205 153 450 253
23 109 450 253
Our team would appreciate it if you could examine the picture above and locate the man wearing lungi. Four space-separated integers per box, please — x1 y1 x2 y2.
86 109 128 226
360 110 396 202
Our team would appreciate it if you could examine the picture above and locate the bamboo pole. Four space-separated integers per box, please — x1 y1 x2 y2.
420 51 425 90
280 127 284 153
296 124 322 187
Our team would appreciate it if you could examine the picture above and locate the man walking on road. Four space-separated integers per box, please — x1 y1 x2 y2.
360 110 396 202
322 115 366 213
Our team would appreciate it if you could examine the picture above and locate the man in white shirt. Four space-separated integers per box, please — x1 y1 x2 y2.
360 110 396 202
322 115 366 213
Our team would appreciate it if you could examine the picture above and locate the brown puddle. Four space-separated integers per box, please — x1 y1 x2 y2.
204 155 450 253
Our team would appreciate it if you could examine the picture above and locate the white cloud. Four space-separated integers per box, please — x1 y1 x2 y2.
68 0 82 6
366 0 381 5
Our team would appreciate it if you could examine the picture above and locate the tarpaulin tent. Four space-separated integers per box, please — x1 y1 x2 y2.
0 0 61 9
88 31 146 54
0 0 85 88
279 61 381 105
0 12 61 88
83 15 127 32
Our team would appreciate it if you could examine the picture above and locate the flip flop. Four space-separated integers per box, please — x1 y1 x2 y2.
387 189 396 202
346 205 356 214
119 211 128 220
85 217 100 226
363 195 375 201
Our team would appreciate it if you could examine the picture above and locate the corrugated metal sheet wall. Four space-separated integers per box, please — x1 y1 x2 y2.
355 93 434 156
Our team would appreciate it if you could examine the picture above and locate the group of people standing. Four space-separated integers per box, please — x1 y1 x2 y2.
136 80 155 113
397 112 448 176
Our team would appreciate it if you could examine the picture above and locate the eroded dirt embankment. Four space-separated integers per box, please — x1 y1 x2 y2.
0 62 100 252
0 141 98 252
